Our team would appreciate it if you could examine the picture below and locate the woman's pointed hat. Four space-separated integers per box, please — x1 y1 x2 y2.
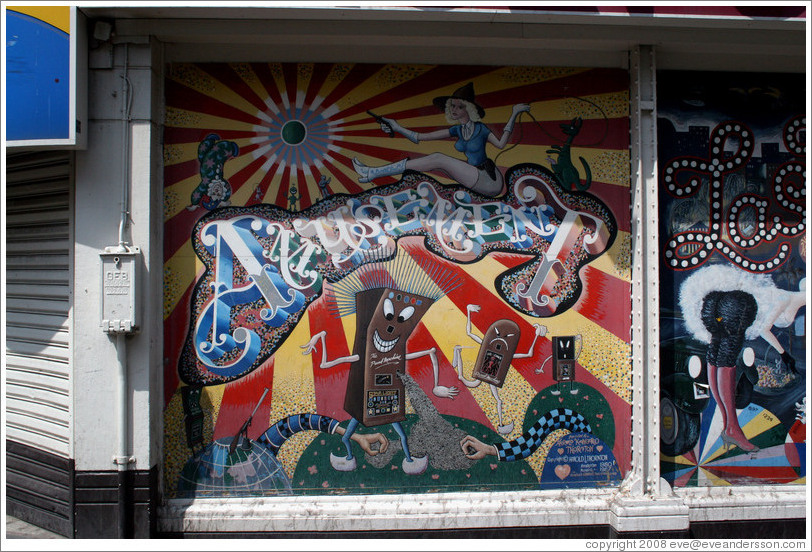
433 82 486 118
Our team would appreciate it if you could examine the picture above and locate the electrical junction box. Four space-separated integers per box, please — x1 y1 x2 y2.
100 246 140 334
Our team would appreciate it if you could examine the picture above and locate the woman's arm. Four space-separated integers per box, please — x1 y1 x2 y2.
489 103 531 149
381 118 451 143
419 128 453 141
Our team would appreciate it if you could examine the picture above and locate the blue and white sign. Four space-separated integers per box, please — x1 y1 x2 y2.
6 6 85 147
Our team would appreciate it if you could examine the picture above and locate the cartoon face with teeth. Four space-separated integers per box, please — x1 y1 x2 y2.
362 288 433 368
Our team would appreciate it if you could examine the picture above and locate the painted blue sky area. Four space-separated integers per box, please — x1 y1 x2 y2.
6 10 70 141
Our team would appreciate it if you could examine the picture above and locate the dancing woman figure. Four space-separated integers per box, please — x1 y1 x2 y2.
680 264 806 453
353 82 529 197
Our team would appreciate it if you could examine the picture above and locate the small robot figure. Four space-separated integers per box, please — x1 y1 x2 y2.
317 175 332 199
288 184 300 211
453 304 546 435
536 335 581 395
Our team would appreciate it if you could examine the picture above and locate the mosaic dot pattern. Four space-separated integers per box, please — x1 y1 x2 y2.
163 144 184 165
576 325 632 404
163 265 183 318
374 64 432 90
498 66 582 85
168 63 217 94
163 190 179 222
564 93 629 120
613 234 633 281
593 150 631 186
164 107 202 128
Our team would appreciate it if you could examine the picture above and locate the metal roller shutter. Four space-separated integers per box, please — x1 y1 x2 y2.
5 151 74 458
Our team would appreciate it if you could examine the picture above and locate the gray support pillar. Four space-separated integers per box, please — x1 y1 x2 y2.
610 44 689 535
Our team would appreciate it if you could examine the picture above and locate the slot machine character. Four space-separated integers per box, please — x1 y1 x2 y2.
302 287 458 475
453 304 546 435
549 335 581 395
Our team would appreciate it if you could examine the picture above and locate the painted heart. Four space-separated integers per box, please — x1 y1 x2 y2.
559 397 564 403
596 445 603 452
555 464 571 480
558 448 565 455
596 413 604 419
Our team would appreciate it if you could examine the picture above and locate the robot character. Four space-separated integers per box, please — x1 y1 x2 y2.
288 184 300 211
535 335 582 395
302 257 460 475
453 304 546 435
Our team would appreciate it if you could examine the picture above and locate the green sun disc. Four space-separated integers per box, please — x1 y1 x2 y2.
281 120 306 145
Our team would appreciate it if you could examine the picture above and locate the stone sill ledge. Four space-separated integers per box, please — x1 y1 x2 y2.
676 485 807 522
158 484 804 534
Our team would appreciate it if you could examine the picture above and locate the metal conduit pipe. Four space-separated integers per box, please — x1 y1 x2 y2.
111 42 135 538
114 332 132 537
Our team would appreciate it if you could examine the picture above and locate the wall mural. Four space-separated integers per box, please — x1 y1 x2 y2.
163 62 632 497
657 71 806 487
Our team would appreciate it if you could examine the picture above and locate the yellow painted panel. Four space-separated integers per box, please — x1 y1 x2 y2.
269 310 318 476
163 249 203 320
587 230 632 282
8 6 69 34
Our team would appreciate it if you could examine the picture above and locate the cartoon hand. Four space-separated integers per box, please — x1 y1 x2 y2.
301 331 326 355
351 432 389 456
533 324 547 337
380 118 394 135
433 385 459 399
383 117 410 136
460 435 498 460
512 103 531 115
467 304 481 313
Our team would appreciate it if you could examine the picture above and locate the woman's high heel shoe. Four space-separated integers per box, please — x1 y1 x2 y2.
721 433 759 453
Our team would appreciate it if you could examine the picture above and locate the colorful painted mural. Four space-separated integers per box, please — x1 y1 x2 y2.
657 71 806 487
163 63 632 497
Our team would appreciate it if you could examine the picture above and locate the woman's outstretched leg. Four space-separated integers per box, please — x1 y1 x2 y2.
406 153 479 185
717 366 758 452
707 364 727 431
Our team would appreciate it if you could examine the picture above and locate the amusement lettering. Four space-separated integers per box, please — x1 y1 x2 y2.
180 167 615 386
